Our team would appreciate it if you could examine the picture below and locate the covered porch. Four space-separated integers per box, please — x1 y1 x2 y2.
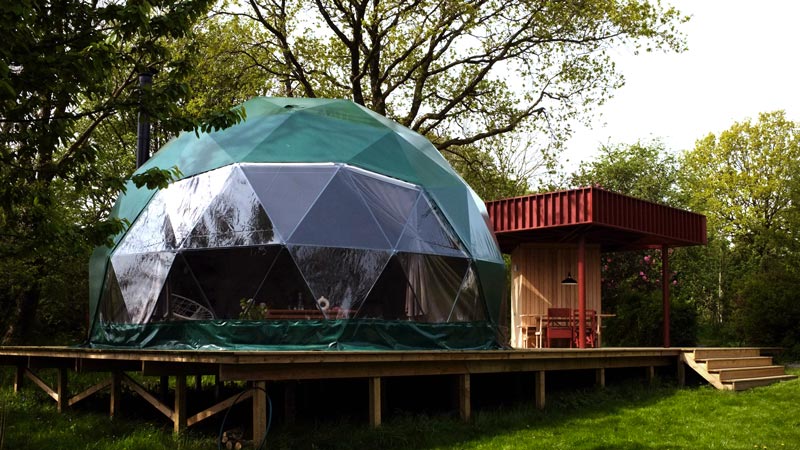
485 187 707 349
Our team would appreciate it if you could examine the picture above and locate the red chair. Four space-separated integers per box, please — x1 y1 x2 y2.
545 308 574 348
573 309 598 348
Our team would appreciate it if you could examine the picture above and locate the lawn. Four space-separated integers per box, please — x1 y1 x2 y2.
1 369 797 449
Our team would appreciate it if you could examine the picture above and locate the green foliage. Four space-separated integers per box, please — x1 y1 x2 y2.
603 288 697 347
223 0 688 192
681 111 800 265
678 111 800 349
735 269 800 358
568 139 680 205
0 0 239 344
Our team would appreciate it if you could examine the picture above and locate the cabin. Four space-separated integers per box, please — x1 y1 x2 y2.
485 187 708 349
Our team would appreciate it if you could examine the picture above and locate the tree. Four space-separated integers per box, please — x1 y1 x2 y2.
679 111 800 349
680 111 800 267
222 0 687 187
0 0 243 343
568 139 680 204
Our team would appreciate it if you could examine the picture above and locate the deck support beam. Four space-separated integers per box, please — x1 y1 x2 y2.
14 365 24 393
57 367 68 412
369 377 382 428
458 374 471 421
595 368 605 388
677 359 686 387
534 371 545 409
253 381 268 444
646 366 656 385
173 375 187 434
111 372 122 418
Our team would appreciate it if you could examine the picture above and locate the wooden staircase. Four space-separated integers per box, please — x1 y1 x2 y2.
681 348 797 391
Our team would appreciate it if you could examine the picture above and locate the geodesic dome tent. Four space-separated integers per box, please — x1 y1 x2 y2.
88 97 506 350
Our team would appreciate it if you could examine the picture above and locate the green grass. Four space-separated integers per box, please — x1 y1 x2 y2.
1 369 798 450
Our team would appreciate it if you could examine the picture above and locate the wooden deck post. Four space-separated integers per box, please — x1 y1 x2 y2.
677 359 686 387
13 365 24 393
253 381 268 444
110 372 122 418
56 367 68 413
194 375 202 392
646 366 656 385
214 375 221 401
368 377 382 428
173 375 187 434
534 371 545 410
458 374 471 421
595 368 605 388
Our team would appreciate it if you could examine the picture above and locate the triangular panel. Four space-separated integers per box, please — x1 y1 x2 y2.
349 133 423 185
183 166 278 248
358 255 417 320
114 192 176 254
151 253 216 321
162 166 235 246
182 246 281 320
242 164 337 240
466 187 503 261
210 113 292 162
447 264 487 322
397 253 469 323
289 170 392 249
110 251 176 324
396 194 467 257
244 111 387 163
251 248 316 312
99 265 127 323
347 167 420 248
289 245 391 318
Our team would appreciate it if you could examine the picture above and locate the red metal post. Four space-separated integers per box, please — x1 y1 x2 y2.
662 245 670 348
578 236 586 349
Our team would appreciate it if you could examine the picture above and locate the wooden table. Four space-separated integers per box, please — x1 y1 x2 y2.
519 313 616 348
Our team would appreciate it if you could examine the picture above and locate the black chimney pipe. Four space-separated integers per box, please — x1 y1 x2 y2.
135 72 153 168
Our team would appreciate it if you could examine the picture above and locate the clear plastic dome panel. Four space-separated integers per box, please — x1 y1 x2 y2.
289 245 391 317
347 168 420 247
161 166 235 246
398 253 469 323
109 251 175 324
396 194 467 258
182 166 277 248
288 170 392 249
113 193 176 254
242 164 337 240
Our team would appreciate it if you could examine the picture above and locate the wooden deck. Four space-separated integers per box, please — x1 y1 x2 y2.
0 346 686 441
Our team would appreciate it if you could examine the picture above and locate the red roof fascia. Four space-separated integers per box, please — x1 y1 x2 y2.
485 187 707 250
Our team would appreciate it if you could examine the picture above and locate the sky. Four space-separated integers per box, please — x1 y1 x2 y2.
562 0 800 172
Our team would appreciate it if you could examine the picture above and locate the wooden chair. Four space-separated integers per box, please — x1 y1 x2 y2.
545 308 574 348
572 309 598 348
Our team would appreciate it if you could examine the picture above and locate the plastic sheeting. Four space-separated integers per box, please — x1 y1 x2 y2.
89 98 507 350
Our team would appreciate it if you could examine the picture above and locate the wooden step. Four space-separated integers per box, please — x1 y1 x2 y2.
726 374 797 391
693 348 761 360
704 356 773 370
715 366 787 381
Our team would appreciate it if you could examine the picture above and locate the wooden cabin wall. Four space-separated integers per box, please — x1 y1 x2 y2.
510 244 601 348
